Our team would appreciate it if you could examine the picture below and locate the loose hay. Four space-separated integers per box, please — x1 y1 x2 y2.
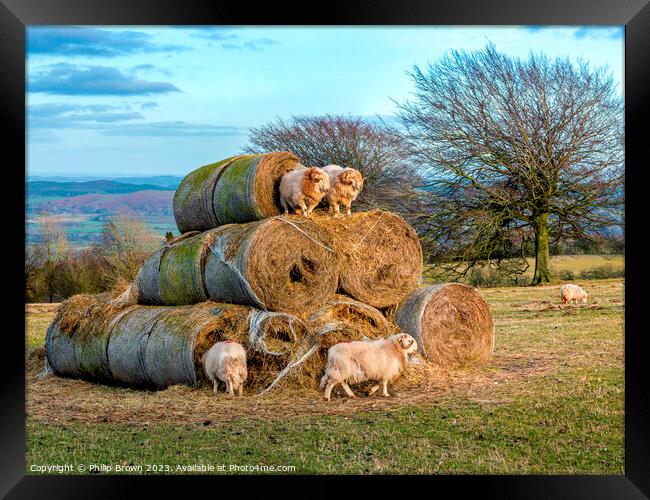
276 295 401 391
45 294 313 391
309 210 423 308
391 284 495 368
128 218 340 316
173 152 304 232
308 294 397 349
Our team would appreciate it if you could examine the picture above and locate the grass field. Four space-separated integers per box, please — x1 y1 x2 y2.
24 273 624 475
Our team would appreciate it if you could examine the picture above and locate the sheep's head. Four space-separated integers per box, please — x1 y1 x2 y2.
396 333 418 356
304 167 330 196
338 168 364 192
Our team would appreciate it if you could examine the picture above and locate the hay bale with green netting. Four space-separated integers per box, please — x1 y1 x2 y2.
116 217 340 316
45 294 314 391
309 210 423 308
173 152 304 232
387 283 495 368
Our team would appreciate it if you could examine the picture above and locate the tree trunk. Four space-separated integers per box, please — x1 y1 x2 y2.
531 212 552 285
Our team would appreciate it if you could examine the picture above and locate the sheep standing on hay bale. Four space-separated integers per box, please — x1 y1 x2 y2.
560 284 588 305
321 165 364 217
310 210 423 308
320 333 418 401
173 152 304 232
202 341 247 397
391 284 495 368
279 166 330 217
46 294 313 390
111 217 340 316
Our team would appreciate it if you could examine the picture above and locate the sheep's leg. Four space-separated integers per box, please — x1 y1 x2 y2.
213 379 219 396
298 200 309 218
345 202 352 216
381 380 390 397
341 382 356 398
367 384 380 396
280 197 289 215
323 382 336 401
225 379 234 396
237 384 243 397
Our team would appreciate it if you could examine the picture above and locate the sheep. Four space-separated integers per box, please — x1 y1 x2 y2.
560 284 588 305
321 164 364 217
279 166 330 218
319 333 418 401
201 341 247 397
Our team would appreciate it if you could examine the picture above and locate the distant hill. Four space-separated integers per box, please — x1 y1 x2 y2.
27 180 175 197
42 190 174 214
27 175 183 188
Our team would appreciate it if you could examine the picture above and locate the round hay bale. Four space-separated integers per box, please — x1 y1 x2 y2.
310 211 423 308
132 218 340 316
391 284 495 368
45 294 313 391
174 152 304 232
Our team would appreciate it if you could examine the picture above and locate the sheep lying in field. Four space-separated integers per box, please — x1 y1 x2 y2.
202 341 247 397
279 167 330 218
560 284 588 305
321 165 364 216
320 333 418 401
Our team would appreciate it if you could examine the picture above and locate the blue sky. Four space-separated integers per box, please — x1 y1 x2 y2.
26 26 624 177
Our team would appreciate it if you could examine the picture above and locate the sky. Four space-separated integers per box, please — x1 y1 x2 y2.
26 26 624 178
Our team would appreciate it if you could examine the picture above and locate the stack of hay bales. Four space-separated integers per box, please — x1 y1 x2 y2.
45 152 495 393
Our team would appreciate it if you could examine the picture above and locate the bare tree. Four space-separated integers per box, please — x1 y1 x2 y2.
397 43 623 284
97 213 163 287
245 115 422 215
33 213 70 302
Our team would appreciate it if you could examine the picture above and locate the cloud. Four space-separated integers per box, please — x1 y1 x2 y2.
190 28 239 42
573 27 623 40
99 121 249 137
222 37 280 51
189 27 280 51
27 27 186 57
29 64 180 96
138 101 159 110
130 64 172 76
28 103 143 129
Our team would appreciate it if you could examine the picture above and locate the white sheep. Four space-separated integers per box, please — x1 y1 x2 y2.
202 341 247 396
279 166 330 218
560 284 588 305
321 164 364 216
320 333 418 401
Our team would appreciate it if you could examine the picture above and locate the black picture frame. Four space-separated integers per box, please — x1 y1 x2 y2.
2 0 648 497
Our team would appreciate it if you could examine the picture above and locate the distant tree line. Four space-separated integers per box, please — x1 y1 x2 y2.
26 213 163 303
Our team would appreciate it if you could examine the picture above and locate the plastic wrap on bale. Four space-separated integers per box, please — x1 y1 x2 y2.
45 294 314 391
173 152 304 233
128 218 340 316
